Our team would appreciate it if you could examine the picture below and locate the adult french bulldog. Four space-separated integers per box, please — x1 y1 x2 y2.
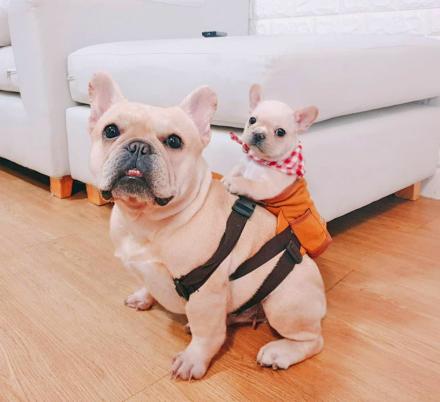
88 72 326 380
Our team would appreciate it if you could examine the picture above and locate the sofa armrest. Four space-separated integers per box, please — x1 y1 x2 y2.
7 0 249 176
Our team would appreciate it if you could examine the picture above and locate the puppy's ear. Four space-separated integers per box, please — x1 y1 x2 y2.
249 84 262 110
180 86 217 146
294 106 319 132
88 72 125 131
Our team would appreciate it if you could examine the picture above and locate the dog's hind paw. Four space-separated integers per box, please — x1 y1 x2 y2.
124 287 155 311
171 349 208 381
257 337 323 370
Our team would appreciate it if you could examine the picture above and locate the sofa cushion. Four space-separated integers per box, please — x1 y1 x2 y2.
0 46 18 92
68 34 440 128
0 0 10 46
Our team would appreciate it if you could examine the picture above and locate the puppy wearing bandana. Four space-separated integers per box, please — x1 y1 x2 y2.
223 85 331 258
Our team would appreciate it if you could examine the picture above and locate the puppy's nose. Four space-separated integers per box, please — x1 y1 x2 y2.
127 141 150 156
252 132 266 144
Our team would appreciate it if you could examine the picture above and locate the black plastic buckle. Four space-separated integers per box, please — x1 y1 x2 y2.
173 278 190 300
286 240 303 264
232 197 256 219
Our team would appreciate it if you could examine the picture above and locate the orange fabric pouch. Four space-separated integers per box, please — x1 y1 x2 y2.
212 173 331 258
264 178 331 258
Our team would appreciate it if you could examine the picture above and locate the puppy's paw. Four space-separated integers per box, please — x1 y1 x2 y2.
222 176 244 195
124 287 155 311
171 348 208 381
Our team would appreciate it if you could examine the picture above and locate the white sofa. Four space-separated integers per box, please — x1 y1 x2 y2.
66 33 440 221
1 0 248 197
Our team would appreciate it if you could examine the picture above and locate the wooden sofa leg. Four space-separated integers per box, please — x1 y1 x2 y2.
395 182 421 201
86 184 109 206
50 176 73 199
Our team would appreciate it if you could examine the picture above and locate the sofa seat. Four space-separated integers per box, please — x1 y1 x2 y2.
0 46 18 92
68 34 440 128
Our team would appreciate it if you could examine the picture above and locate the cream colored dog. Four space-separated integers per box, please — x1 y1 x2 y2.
88 72 326 380
223 84 319 200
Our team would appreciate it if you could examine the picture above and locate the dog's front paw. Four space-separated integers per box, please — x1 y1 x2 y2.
171 348 208 381
222 176 244 195
124 287 155 311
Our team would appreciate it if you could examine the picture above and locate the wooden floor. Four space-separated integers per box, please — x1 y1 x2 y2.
1 159 439 402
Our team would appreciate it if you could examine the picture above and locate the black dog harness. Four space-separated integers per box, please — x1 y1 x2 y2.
173 197 303 315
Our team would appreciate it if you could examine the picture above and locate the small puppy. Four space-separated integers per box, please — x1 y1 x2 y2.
88 73 326 381
223 84 318 201
223 85 331 258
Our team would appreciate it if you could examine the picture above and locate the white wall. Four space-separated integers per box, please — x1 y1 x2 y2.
250 1 440 37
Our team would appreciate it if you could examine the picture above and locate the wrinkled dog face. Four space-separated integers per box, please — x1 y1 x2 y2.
241 84 318 160
91 103 190 207
88 73 217 208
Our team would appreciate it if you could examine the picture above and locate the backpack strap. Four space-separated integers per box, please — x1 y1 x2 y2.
229 226 295 280
231 233 302 316
173 196 256 300
173 195 304 317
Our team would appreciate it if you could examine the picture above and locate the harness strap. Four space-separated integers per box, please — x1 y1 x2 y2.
229 226 294 280
231 235 302 316
173 196 256 300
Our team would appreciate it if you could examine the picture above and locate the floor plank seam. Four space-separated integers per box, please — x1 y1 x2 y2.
10 234 75 257
121 374 169 401
325 269 355 293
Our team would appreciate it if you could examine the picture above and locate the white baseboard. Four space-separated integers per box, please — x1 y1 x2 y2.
422 167 440 200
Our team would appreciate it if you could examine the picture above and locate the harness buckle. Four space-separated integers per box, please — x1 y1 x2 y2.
173 278 190 300
286 240 303 264
232 197 256 219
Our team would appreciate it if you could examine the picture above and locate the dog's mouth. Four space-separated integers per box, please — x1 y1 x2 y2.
249 142 264 151
101 168 174 206
154 195 174 206
246 142 268 159
244 137 281 160
126 168 143 178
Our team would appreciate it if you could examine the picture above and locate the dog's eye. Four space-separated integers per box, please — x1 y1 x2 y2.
164 134 183 149
103 124 120 140
249 116 257 125
275 128 286 137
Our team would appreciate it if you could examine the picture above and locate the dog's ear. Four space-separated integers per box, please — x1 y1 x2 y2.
88 72 125 131
294 106 319 132
180 86 217 146
249 84 262 110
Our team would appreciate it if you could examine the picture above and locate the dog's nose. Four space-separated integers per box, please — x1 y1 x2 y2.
252 132 266 144
127 141 150 156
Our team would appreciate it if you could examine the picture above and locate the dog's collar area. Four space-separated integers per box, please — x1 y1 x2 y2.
229 132 305 177
172 196 303 316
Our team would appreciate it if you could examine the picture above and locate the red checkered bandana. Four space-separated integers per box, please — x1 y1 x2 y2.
229 132 305 177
